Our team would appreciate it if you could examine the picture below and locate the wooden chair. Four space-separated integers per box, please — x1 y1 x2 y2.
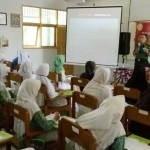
71 77 89 90
7 72 23 87
72 91 99 118
47 71 59 89
4 61 12 71
58 118 96 150
122 106 150 134
39 84 72 116
17 64 21 71
5 102 43 150
114 85 141 100
0 106 5 127
47 72 59 82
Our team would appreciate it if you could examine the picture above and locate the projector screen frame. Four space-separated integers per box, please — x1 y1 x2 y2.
65 6 123 67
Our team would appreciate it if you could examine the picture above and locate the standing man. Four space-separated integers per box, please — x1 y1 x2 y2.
133 34 150 67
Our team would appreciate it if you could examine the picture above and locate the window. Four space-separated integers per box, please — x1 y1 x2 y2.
58 11 66 25
23 6 66 48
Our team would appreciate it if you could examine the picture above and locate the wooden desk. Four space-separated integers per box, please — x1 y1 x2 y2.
0 131 13 148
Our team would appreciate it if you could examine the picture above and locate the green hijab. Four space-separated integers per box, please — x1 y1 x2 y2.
52 55 65 74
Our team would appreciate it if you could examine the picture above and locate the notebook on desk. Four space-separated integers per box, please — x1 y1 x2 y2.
61 90 74 96
46 114 76 129
125 134 150 150
0 131 13 141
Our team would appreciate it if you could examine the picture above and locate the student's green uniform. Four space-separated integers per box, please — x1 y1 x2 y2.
135 43 150 67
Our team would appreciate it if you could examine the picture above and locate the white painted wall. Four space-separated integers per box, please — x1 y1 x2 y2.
0 0 77 71
75 0 150 77
75 0 150 74
74 0 131 76
80 0 131 32
130 0 150 22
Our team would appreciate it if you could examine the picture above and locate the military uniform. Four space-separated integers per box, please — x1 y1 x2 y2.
135 43 150 67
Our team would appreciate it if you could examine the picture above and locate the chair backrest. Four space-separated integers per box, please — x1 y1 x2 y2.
38 84 47 96
5 102 30 134
17 64 21 71
47 72 59 82
71 77 89 90
122 106 150 133
7 72 23 87
4 61 12 70
114 85 141 100
72 91 99 118
5 102 42 140
58 118 96 150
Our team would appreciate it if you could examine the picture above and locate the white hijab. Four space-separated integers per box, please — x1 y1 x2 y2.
0 52 5 63
14 79 41 137
17 50 29 64
77 95 126 150
0 52 7 82
36 63 58 106
0 63 7 82
83 67 112 104
18 61 33 80
77 67 112 117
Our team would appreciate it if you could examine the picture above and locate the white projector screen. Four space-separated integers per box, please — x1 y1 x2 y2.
66 7 122 66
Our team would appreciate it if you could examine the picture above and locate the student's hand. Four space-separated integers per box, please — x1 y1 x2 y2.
143 48 149 53
59 90 64 95
134 50 138 53
133 50 138 56
54 112 60 121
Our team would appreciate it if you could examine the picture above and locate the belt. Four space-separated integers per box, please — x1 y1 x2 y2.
136 58 146 61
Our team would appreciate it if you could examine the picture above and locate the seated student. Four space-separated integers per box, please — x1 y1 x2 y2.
78 67 112 116
0 80 16 120
14 79 60 146
36 63 67 107
0 52 5 64
66 95 126 150
80 61 96 91
125 64 148 94
12 50 30 71
80 61 96 80
135 84 150 110
0 52 10 80
52 55 67 82
128 85 150 139
18 61 33 80
0 64 16 119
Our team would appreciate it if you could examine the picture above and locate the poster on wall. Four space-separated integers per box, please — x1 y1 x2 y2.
11 13 20 27
135 22 150 45
0 12 7 25
0 38 9 48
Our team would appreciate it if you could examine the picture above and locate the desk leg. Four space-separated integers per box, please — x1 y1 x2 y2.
6 142 11 150
114 72 117 87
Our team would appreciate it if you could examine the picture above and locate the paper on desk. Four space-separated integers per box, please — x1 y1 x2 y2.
62 116 76 123
0 131 13 141
0 136 4 140
131 142 150 150
125 138 139 150
125 137 150 150
45 114 59 124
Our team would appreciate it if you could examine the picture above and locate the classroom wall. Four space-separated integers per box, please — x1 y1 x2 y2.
79 0 131 32
74 0 131 76
75 0 150 77
0 0 77 71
